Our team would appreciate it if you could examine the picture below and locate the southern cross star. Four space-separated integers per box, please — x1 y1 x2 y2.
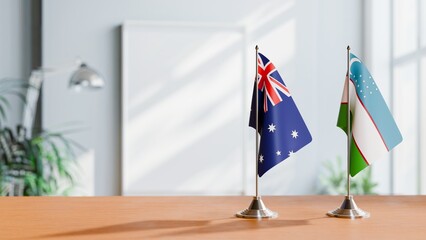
291 130 298 138
268 123 276 133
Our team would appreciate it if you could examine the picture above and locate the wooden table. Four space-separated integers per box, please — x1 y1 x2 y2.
1 196 425 239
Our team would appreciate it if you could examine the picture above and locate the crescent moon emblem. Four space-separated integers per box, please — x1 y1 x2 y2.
349 57 361 76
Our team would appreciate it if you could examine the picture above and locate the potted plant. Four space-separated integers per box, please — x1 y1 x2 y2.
0 78 80 196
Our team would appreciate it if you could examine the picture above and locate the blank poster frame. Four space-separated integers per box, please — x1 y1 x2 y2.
121 21 248 195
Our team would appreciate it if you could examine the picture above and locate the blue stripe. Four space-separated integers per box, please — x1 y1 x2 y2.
350 53 402 150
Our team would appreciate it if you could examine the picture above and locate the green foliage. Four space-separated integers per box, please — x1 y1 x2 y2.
0 78 80 196
318 156 378 195
0 125 81 196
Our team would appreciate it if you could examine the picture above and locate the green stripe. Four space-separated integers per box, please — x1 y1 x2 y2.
337 103 348 133
350 139 369 177
337 103 369 177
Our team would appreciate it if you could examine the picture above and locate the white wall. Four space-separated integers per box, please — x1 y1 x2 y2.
365 0 426 195
42 0 363 195
0 0 31 127
364 0 393 195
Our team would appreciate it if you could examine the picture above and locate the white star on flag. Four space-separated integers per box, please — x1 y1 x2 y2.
268 123 276 132
291 130 298 138
276 151 281 156
288 150 294 157
259 155 264 163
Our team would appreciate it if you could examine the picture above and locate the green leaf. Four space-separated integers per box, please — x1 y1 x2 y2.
0 122 79 196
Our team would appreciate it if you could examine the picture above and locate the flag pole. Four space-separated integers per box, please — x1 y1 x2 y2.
346 45 351 198
326 46 369 219
255 45 259 198
236 45 277 219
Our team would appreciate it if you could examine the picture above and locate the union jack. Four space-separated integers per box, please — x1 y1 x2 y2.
257 53 290 112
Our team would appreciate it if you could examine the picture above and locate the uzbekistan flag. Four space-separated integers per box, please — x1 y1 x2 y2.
337 53 403 177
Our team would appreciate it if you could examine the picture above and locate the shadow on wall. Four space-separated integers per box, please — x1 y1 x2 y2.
122 0 322 196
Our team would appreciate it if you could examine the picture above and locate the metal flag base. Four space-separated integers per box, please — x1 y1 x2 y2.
327 195 370 219
236 196 278 219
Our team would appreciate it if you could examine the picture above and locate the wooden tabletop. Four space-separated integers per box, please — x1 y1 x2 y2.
1 196 425 239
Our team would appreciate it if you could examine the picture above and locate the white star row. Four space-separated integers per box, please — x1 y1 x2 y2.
259 150 295 163
268 123 299 139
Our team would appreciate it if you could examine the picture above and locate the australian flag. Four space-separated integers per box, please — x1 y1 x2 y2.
249 52 312 177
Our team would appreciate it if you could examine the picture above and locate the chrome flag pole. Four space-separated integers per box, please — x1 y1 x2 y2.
327 46 369 219
236 45 277 219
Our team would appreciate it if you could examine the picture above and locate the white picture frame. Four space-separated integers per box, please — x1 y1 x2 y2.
121 21 248 195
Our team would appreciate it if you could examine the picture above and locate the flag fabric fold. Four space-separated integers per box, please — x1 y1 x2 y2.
337 53 403 177
249 52 312 177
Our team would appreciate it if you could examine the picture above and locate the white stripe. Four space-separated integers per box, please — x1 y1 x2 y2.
270 77 291 97
341 76 348 103
350 83 388 164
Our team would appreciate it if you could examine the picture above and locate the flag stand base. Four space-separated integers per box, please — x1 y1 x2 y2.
327 195 370 219
236 196 278 219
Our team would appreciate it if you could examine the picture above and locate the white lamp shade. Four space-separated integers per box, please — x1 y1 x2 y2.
69 63 104 90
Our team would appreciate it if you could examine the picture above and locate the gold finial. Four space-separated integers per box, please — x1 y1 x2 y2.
347 45 351 51
255 45 259 51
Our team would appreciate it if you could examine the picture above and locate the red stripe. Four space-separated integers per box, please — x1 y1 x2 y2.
269 77 290 96
265 79 282 105
349 79 389 151
257 62 275 90
263 93 268 112
352 136 370 165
